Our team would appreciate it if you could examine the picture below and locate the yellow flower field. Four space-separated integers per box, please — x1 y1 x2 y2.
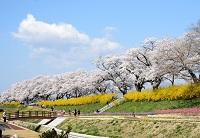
37 93 116 106
0 101 20 107
124 83 200 102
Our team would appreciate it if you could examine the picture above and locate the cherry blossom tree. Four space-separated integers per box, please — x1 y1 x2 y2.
154 35 200 84
96 55 133 95
87 70 113 94
123 38 165 91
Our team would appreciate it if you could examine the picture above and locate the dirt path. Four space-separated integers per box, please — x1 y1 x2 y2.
2 122 39 138
3 130 39 138
6 123 25 130
64 114 200 124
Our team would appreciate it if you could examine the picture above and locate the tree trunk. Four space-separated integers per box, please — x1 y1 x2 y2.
188 69 199 83
170 75 175 86
134 81 145 92
44 94 50 100
152 78 162 90
153 83 160 90
65 93 71 99
135 83 143 92
118 86 127 95
56 93 64 99
122 91 127 95
25 97 29 104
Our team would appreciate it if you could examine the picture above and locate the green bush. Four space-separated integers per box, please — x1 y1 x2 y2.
39 126 72 138
39 129 57 138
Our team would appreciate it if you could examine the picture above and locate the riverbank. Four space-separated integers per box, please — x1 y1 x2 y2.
57 115 200 138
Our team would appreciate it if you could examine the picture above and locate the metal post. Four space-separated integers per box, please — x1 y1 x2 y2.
29 111 31 117
8 113 11 120
22 112 24 118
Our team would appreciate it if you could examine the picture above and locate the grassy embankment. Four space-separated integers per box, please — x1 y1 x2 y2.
1 98 200 114
58 118 200 138
47 98 200 113
107 98 200 113
54 103 104 113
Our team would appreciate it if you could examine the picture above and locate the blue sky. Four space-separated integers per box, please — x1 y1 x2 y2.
0 0 200 92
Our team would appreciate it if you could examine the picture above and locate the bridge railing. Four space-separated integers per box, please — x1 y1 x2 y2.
6 111 57 120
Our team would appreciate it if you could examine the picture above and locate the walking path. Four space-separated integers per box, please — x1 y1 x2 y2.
1 122 39 138
3 130 39 138
62 114 200 124
45 117 66 128
97 97 124 113
7 123 25 130
38 119 51 125
68 132 108 138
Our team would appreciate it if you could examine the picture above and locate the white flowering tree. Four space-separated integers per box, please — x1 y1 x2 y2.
96 55 133 95
123 38 166 91
89 70 114 94
154 35 200 84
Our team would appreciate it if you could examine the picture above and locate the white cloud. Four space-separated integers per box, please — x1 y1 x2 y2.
13 14 90 45
104 26 117 33
103 26 117 39
13 14 120 68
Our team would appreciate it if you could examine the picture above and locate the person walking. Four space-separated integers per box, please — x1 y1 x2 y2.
15 110 19 118
68 109 71 116
74 109 77 116
77 110 80 116
2 111 6 122
51 106 54 111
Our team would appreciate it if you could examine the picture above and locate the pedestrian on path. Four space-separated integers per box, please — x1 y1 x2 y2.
15 110 19 118
77 110 80 116
74 109 77 116
62 110 65 115
51 106 54 111
132 112 135 117
2 111 7 122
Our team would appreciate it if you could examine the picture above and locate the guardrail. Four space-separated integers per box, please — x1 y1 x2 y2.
6 111 57 120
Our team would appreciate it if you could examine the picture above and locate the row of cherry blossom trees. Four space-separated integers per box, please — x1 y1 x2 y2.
95 24 200 94
1 71 114 102
1 21 200 102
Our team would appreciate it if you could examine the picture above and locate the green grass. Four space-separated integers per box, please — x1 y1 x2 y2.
23 119 41 124
0 105 22 112
107 98 200 113
2 98 200 114
0 105 35 113
53 103 105 113
0 105 49 113
57 118 200 138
